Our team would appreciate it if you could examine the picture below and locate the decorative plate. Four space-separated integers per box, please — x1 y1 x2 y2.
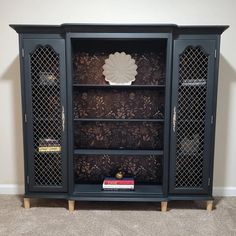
102 52 138 85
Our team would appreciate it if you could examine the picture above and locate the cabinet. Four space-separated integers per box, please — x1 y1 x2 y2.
11 24 228 211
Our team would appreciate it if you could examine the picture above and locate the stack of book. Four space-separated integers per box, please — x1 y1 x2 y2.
102 178 135 191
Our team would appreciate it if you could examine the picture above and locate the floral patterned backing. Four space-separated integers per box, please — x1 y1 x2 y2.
73 52 166 85
74 155 162 184
74 89 165 119
74 122 163 150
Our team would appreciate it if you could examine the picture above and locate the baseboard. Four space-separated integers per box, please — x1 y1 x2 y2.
0 184 24 194
213 187 236 197
0 185 235 196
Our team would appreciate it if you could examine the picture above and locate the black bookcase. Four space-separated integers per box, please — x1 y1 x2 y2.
11 24 228 211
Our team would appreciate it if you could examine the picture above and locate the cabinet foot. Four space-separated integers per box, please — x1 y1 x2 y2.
68 200 75 212
161 201 168 212
23 198 30 209
206 200 213 211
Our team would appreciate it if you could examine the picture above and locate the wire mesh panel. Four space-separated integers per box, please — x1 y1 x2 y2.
30 45 63 187
174 46 209 189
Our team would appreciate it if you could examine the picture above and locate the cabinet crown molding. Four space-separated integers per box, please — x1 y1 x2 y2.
10 24 229 35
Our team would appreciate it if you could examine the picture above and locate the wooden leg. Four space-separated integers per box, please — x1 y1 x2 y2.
206 200 213 211
161 201 168 212
68 200 75 212
24 198 30 209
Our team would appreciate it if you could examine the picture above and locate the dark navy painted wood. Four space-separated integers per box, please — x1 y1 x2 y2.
74 149 164 155
65 33 74 197
162 34 173 196
73 84 165 88
11 24 228 203
23 38 67 192
18 34 30 195
10 24 229 35
169 38 217 195
208 36 222 196
73 118 165 122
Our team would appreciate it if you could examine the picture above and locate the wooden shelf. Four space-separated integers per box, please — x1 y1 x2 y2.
73 84 165 89
74 149 164 155
74 118 164 122
74 184 163 195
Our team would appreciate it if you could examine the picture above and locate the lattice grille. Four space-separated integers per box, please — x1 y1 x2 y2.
175 46 208 188
30 46 63 186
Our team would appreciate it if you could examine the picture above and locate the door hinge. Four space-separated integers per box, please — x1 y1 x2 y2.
22 48 24 58
214 49 217 59
27 176 30 185
24 114 27 123
208 178 211 186
211 115 214 124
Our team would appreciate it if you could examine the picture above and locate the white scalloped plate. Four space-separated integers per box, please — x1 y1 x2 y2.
102 52 138 85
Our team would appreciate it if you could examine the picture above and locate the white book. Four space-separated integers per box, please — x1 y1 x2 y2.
102 184 134 189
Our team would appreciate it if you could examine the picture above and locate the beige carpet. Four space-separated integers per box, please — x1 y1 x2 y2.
0 195 236 236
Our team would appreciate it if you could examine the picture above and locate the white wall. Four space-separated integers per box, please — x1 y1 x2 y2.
0 0 236 195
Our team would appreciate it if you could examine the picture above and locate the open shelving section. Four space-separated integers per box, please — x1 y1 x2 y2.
70 37 168 198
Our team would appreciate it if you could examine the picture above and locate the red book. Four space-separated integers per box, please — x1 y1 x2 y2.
103 178 134 185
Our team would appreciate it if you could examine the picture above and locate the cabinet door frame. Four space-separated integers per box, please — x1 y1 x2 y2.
169 38 216 194
22 38 67 193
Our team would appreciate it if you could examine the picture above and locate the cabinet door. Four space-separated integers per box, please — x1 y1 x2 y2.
169 39 216 194
23 39 67 192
